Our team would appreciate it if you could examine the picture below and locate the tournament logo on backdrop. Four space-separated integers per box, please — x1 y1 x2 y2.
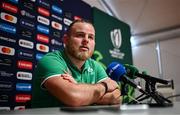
109 29 125 59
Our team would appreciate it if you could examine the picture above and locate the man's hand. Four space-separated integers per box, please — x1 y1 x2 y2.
101 78 119 92
96 88 121 105
97 78 121 105
61 73 77 84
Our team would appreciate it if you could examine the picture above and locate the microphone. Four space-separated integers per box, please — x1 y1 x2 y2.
106 62 148 94
124 64 169 84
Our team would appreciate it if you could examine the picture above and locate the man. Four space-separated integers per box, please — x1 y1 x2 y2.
31 19 121 108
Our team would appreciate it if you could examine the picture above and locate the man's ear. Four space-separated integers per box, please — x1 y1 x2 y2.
63 34 68 45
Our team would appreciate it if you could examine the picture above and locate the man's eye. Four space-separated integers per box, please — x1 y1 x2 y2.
76 34 84 38
89 36 94 40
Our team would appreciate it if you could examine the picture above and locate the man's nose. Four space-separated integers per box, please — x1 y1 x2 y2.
82 35 89 44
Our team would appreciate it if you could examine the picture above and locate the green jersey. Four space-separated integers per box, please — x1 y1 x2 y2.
31 50 108 108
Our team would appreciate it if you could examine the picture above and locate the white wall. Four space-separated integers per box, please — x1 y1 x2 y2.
160 38 180 101
132 37 180 101
132 43 159 77
82 0 106 12
83 0 180 101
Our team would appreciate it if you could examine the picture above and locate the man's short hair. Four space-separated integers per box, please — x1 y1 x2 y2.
66 19 93 36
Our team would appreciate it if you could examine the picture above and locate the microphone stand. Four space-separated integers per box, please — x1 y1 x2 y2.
129 79 173 107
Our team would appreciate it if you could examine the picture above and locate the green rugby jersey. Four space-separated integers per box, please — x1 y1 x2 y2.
31 50 108 108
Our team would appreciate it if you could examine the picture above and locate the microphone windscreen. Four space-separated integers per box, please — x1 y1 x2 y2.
106 62 126 81
124 64 139 79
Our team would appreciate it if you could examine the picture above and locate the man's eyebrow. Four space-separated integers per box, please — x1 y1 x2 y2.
89 34 95 37
75 31 95 36
75 31 85 34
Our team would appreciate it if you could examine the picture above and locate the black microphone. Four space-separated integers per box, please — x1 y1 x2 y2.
106 62 148 95
124 64 169 84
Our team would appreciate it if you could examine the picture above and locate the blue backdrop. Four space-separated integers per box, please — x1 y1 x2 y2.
0 0 92 110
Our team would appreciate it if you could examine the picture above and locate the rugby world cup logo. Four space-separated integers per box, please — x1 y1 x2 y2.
109 29 124 59
110 29 122 49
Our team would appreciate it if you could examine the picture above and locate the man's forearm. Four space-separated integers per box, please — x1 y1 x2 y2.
68 78 121 106
69 83 106 106
96 88 121 105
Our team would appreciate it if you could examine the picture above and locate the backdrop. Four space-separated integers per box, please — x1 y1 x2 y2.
92 8 133 103
0 0 132 110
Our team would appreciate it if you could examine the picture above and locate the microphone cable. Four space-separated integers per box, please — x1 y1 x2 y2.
166 94 180 99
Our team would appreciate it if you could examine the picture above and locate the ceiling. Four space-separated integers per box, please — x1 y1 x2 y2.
83 0 180 45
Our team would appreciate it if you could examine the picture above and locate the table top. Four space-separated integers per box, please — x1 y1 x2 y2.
1 102 180 115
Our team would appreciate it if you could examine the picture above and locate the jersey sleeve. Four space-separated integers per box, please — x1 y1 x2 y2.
35 52 67 87
94 61 108 82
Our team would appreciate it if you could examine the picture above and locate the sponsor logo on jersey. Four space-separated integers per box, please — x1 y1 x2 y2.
17 71 32 80
0 35 16 43
36 43 49 52
0 23 16 34
20 19 35 30
37 25 49 34
37 15 50 26
51 21 62 30
20 10 35 20
0 81 13 91
0 71 14 78
0 45 15 56
63 18 72 26
38 7 50 17
39 0 50 9
17 60 33 70
52 5 62 14
16 83 32 91
1 12 17 24
36 34 49 43
15 94 31 103
2 2 18 13
18 49 34 59
19 39 34 49
36 53 44 61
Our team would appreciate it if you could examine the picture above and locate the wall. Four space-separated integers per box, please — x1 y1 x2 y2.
132 37 180 101
82 0 106 13
0 0 132 110
84 0 180 102
160 38 180 101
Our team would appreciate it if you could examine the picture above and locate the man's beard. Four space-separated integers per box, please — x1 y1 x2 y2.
76 51 91 61
66 42 94 61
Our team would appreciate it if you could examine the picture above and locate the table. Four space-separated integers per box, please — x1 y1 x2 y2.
1 102 180 115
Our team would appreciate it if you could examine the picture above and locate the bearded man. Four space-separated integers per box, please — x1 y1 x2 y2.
31 19 121 108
